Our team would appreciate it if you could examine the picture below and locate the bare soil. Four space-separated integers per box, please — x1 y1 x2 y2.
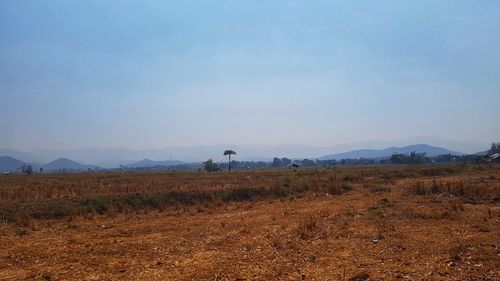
1 165 499 280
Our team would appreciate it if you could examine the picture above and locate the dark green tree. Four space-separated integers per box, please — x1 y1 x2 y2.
272 157 283 167
281 157 292 166
300 159 317 167
203 159 220 172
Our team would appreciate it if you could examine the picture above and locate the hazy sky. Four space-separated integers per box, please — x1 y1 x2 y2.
1 1 499 150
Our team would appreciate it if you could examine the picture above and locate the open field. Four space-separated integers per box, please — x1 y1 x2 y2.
1 164 499 280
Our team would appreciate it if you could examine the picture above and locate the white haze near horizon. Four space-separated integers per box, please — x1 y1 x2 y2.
1 1 499 152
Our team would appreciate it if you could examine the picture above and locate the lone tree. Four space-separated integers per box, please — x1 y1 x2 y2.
223 150 236 172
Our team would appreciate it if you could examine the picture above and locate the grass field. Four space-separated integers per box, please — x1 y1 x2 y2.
1 164 499 280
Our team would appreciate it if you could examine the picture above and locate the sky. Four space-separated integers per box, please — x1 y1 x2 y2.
1 0 499 151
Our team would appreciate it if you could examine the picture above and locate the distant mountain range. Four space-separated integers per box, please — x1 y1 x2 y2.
0 155 188 172
0 156 98 172
0 142 468 172
0 136 487 167
0 136 491 171
124 159 183 168
319 144 463 160
42 158 98 172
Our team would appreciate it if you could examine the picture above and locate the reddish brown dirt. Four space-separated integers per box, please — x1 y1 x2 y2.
1 168 499 280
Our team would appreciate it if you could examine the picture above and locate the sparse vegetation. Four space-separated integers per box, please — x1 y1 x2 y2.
0 164 499 280
0 164 497 222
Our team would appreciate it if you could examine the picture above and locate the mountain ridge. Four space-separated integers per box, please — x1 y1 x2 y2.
0 138 488 168
0 156 29 172
319 144 463 161
42 158 98 172
124 159 183 168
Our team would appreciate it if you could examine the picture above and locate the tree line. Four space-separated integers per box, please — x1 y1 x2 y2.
199 143 500 172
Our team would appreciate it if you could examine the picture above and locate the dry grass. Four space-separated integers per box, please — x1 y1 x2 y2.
0 164 499 280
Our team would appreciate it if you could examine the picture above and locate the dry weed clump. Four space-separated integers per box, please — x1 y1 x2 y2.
413 179 465 196
326 175 354 195
297 215 321 240
327 181 343 195
411 177 500 204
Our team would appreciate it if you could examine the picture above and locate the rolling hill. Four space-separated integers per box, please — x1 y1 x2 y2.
319 144 463 160
0 156 28 172
42 158 97 172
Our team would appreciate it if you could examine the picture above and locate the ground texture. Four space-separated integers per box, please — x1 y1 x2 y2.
1 166 499 280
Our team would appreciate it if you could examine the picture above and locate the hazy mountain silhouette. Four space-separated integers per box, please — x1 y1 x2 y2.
42 158 97 171
0 149 43 163
0 156 29 172
124 159 183 168
0 143 474 172
319 144 463 160
0 137 488 166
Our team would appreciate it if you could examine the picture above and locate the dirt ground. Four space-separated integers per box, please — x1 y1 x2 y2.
1 169 499 280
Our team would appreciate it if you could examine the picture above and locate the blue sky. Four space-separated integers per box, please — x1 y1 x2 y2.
1 1 499 150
